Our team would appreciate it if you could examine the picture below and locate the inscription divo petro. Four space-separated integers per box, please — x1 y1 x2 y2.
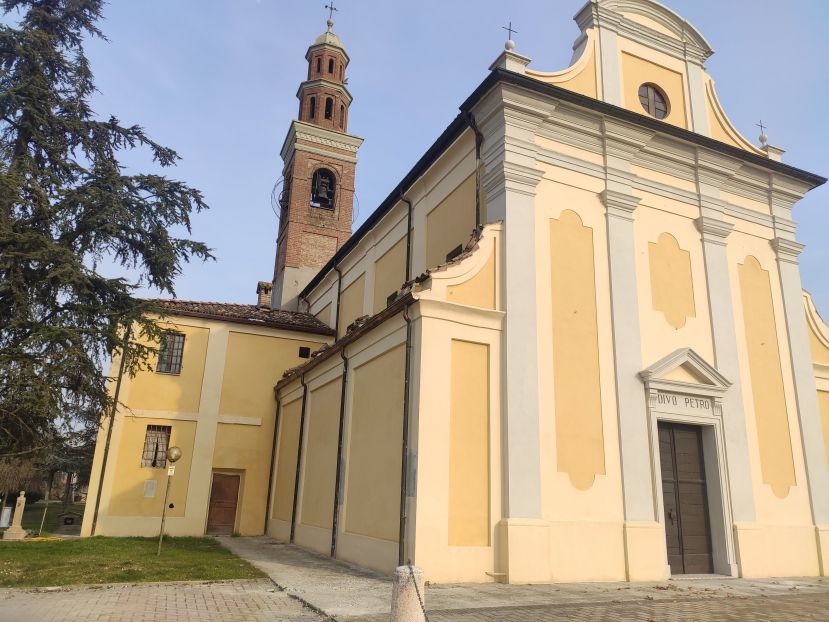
649 389 723 418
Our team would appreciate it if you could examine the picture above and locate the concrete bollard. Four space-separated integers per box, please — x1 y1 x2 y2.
390 564 426 622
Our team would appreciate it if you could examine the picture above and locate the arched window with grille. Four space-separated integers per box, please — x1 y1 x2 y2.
339 104 344 128
309 96 316 119
328 58 334 73
310 168 336 209
324 97 333 120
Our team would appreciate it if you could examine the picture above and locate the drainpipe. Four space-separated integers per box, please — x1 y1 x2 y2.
397 192 415 565
462 110 484 228
264 394 282 535
90 325 131 536
400 193 414 282
334 265 344 337
290 373 309 543
398 302 414 565
330 345 349 557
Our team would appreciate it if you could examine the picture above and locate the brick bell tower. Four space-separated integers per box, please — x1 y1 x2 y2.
271 15 363 310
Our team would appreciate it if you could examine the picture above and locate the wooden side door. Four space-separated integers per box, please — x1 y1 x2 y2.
206 473 240 536
658 422 714 575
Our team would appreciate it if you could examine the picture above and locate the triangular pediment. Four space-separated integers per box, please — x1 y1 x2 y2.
639 348 731 395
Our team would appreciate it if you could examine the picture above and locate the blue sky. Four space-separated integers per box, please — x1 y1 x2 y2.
74 1 828 312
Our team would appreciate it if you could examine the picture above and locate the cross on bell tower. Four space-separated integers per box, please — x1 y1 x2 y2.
270 14 364 311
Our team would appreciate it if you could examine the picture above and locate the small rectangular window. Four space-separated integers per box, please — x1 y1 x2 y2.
156 331 185 374
141 425 172 468
298 346 311 359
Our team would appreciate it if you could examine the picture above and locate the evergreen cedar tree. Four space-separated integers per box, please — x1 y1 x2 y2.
0 0 213 457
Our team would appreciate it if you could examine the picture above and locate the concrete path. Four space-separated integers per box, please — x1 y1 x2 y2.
219 536 829 621
218 536 392 619
0 579 325 622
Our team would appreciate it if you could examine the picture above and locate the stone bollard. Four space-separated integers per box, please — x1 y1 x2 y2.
390 564 426 622
2 491 27 541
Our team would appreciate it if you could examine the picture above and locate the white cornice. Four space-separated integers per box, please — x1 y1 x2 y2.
280 120 364 164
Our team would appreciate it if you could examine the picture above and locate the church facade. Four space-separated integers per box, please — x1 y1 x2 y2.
83 0 829 584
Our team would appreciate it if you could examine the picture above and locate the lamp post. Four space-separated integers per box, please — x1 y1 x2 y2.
157 446 182 555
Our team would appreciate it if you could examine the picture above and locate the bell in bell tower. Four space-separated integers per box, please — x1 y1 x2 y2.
271 9 363 311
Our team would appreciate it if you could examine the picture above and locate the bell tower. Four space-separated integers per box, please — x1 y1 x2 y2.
272 15 363 310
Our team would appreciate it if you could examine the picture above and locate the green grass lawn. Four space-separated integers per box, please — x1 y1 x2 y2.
23 502 86 534
0 501 86 537
0 537 266 587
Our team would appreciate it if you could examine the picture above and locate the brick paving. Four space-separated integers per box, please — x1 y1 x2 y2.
3 579 829 622
0 579 326 622
350 593 829 621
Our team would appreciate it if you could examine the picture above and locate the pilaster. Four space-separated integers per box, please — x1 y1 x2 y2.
184 325 230 535
770 194 829 561
685 60 710 136
475 87 549 581
694 214 756 523
600 185 653 521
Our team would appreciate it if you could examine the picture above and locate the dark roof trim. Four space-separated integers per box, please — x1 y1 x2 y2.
466 69 826 187
300 115 469 297
301 68 825 301
276 293 415 391
157 308 335 336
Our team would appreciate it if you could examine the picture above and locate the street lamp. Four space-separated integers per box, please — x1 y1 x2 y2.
157 446 182 555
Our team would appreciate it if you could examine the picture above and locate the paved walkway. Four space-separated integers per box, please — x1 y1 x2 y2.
0 579 325 622
220 536 829 621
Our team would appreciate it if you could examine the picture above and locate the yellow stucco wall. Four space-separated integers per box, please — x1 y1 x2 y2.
373 237 407 314
648 233 696 330
449 340 490 546
425 174 477 269
819 391 829 471
534 170 627 583
212 424 265 535
315 303 332 328
549 210 604 490
808 311 829 366
620 51 687 129
344 344 405 542
273 398 302 522
738 256 796 499
219 331 321 419
338 274 365 337
635 201 715 367
300 378 342 530
526 32 598 99
128 323 209 414
446 240 496 310
107 417 196 518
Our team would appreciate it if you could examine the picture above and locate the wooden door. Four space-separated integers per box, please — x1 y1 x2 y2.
658 422 714 575
206 473 240 535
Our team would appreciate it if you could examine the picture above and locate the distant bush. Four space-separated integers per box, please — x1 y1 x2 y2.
24 491 43 504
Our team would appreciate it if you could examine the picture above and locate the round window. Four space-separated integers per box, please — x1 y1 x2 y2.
638 83 669 120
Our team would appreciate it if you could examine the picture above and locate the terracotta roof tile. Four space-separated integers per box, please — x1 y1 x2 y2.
152 299 335 336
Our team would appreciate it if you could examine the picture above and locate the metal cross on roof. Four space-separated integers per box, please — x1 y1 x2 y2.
756 119 769 145
502 21 518 41
325 2 338 21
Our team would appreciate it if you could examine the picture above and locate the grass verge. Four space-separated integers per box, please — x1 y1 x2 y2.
0 537 265 587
